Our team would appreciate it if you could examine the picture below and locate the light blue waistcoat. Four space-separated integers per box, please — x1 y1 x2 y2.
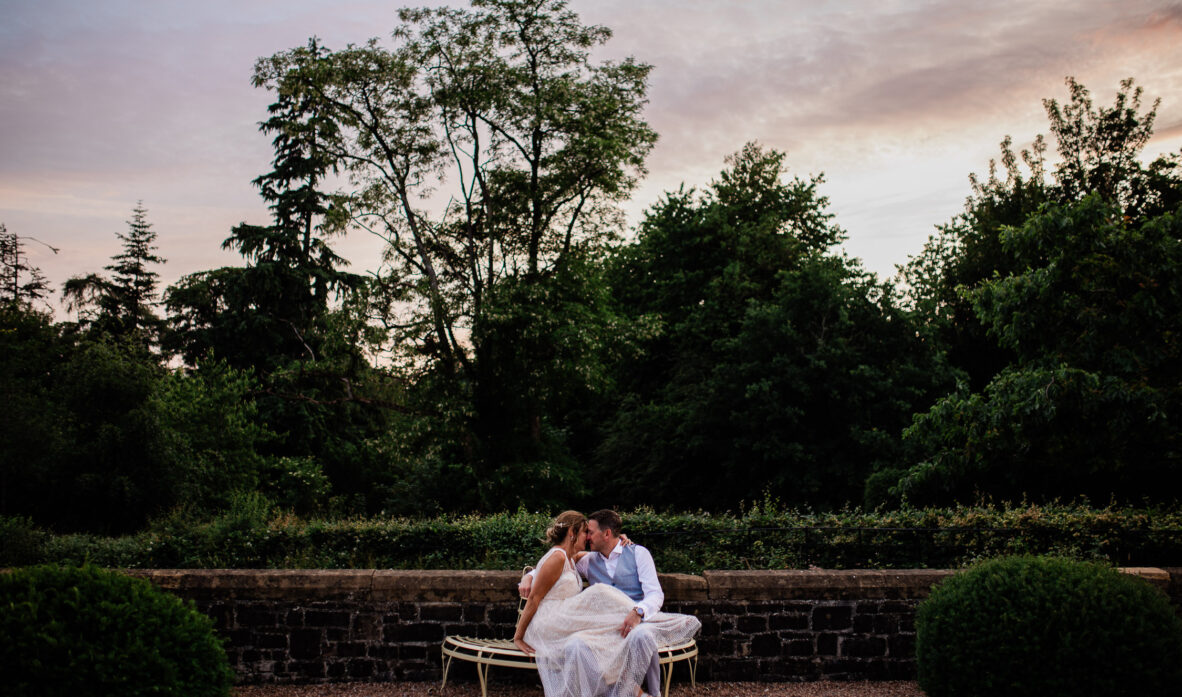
585 544 644 601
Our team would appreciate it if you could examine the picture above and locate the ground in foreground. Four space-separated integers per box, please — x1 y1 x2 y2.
236 681 925 697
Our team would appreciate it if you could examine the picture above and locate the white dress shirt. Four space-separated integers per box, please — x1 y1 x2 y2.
575 540 664 621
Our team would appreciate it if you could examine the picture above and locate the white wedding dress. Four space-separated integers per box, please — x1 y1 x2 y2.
524 547 701 697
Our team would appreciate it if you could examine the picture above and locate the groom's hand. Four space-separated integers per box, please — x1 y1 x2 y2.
619 608 642 637
518 574 534 599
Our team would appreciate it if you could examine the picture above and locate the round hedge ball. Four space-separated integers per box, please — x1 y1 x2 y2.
0 564 233 697
917 555 1182 697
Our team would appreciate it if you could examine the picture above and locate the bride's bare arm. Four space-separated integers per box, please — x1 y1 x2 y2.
513 551 565 655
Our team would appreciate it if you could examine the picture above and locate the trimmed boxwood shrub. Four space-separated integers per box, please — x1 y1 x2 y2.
916 555 1182 696
0 565 233 697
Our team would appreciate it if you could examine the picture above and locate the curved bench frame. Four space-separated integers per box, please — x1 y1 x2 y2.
441 634 697 697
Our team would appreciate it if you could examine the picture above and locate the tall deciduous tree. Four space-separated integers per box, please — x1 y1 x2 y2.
596 144 948 510
253 0 657 508
893 196 1182 505
887 78 1182 505
901 78 1181 390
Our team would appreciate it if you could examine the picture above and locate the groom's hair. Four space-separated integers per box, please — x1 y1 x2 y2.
589 509 622 536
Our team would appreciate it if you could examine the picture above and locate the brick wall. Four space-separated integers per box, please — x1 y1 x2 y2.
125 567 1177 685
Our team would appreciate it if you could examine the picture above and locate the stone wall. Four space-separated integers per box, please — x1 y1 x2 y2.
126 567 1177 685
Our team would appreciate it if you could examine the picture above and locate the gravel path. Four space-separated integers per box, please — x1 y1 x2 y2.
236 681 925 697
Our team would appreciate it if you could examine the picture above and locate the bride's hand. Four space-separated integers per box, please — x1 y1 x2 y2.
513 636 536 656
619 533 633 546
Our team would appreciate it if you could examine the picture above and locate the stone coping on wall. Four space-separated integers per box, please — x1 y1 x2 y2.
120 566 1174 603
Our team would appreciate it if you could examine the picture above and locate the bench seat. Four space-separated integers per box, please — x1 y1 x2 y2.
441 634 698 697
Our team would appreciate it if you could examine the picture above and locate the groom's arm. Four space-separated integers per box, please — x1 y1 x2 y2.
633 545 664 620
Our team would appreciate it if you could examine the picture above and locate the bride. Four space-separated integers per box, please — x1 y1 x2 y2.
513 511 701 697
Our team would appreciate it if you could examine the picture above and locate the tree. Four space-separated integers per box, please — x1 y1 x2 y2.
253 0 657 509
595 144 949 509
901 78 1181 390
63 202 166 348
890 78 1182 506
0 224 54 307
165 62 395 516
893 196 1182 505
166 56 364 371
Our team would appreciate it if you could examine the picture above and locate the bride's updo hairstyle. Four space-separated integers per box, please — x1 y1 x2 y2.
544 510 586 546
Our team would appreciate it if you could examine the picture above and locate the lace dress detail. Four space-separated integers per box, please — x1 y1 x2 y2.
524 548 701 697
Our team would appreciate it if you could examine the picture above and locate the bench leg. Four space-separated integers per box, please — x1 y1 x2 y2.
475 660 491 697
662 660 673 697
441 649 453 690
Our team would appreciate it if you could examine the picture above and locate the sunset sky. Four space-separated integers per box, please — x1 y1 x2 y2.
3 0 1182 315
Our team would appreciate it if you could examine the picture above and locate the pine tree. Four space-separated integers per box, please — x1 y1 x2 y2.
0 223 53 307
63 202 166 345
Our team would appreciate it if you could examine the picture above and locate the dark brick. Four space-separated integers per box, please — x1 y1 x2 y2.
841 636 886 658
889 634 916 657
853 614 875 633
811 605 853 631
855 602 880 614
817 633 838 656
327 662 347 679
336 642 368 658
875 614 899 634
349 659 377 678
290 629 322 660
305 610 351 628
238 607 279 628
288 660 326 679
898 615 916 632
880 601 915 613
354 613 381 641
255 632 288 650
286 609 305 626
384 622 444 642
819 658 860 676
443 623 480 636
699 617 722 634
784 639 813 656
463 604 488 622
399 644 429 660
421 604 463 621
885 659 918 679
206 604 232 631
489 606 519 624
368 644 401 660
769 613 808 631
737 615 768 633
750 633 781 656
326 628 349 642
780 658 821 679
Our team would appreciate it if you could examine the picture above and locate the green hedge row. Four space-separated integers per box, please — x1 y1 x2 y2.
4 500 1180 573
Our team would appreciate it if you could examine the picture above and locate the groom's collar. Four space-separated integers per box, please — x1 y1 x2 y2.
598 539 624 560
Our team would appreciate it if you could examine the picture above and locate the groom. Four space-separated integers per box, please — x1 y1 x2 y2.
519 509 666 696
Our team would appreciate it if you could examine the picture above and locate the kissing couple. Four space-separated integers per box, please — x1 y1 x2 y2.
514 510 701 697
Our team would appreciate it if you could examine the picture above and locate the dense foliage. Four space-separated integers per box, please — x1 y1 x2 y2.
0 565 233 697
2 0 1181 533
3 504 1179 573
916 556 1182 697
